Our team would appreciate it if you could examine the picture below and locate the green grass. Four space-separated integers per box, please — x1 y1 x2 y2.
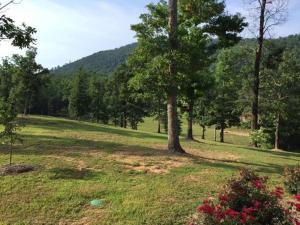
0 115 299 225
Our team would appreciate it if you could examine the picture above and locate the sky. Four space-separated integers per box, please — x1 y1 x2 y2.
0 0 300 69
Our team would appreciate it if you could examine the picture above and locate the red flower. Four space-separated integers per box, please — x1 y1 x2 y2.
275 186 284 191
248 215 256 222
295 219 300 225
272 191 283 199
252 179 264 190
214 209 225 222
225 208 240 219
294 203 300 212
271 186 284 199
240 212 247 224
243 207 255 214
287 200 293 205
197 204 215 215
219 194 229 203
253 200 261 209
264 201 271 207
294 195 300 202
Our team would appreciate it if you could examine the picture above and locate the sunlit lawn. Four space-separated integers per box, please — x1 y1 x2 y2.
0 116 299 225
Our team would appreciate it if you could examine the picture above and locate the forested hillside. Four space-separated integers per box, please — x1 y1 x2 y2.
51 34 300 77
51 43 137 76
239 34 300 57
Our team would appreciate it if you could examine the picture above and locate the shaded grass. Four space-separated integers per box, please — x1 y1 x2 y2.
0 115 299 225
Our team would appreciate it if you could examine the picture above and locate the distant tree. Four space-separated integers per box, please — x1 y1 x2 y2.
0 58 14 101
109 64 131 128
0 98 22 165
245 0 288 146
180 68 215 140
261 50 300 149
46 77 71 116
10 47 44 115
88 76 108 123
68 68 90 119
128 46 167 133
127 94 147 130
108 63 147 129
212 48 246 143
193 83 215 140
0 0 36 48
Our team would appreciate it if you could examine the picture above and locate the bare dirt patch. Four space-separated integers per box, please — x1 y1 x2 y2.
102 145 240 174
45 144 240 175
225 130 249 137
105 146 192 174
0 164 34 176
187 148 240 162
45 155 103 172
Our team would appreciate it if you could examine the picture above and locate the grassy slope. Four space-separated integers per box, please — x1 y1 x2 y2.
0 116 299 225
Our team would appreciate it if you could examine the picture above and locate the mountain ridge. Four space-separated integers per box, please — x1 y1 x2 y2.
51 34 300 77
51 43 137 76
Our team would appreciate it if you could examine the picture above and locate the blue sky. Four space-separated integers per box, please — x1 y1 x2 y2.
1 0 300 68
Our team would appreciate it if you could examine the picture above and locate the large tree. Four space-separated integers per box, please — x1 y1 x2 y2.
167 0 184 152
0 0 36 48
131 0 246 152
246 0 288 146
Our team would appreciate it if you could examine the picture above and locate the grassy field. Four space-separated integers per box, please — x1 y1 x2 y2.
0 116 299 225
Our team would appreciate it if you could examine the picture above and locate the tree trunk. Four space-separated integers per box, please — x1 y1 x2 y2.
201 125 206 140
220 124 225 143
167 0 185 153
23 99 28 116
124 112 127 129
114 116 118 126
214 125 217 142
9 137 12 165
252 0 266 147
157 119 161 133
275 114 280 150
157 100 161 133
168 94 184 153
120 115 124 128
186 100 194 140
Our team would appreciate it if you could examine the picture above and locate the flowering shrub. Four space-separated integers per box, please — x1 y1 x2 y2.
284 166 300 194
192 169 300 225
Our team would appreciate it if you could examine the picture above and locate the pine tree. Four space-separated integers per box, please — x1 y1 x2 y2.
68 68 90 119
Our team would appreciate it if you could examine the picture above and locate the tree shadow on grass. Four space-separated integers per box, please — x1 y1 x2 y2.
23 117 167 141
48 168 97 180
0 133 296 177
0 134 173 160
194 139 300 162
186 153 284 175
